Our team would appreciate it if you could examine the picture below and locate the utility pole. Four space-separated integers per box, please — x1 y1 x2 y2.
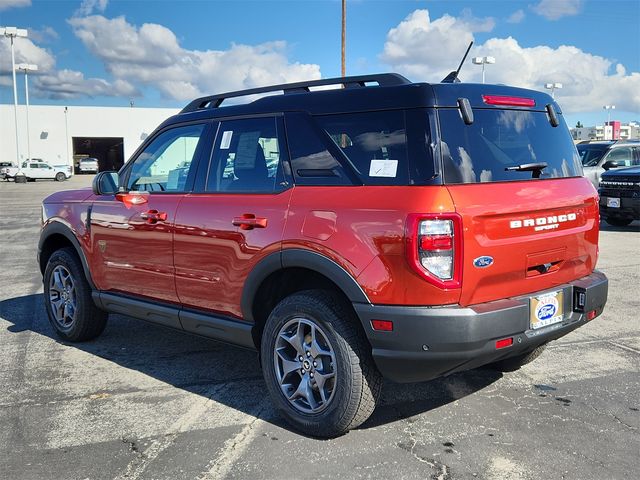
2 27 28 181
17 64 38 165
341 0 346 77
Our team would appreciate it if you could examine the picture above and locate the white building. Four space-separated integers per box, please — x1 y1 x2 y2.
1 105 179 172
571 121 640 142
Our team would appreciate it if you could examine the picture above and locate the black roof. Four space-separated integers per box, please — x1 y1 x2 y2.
160 73 559 128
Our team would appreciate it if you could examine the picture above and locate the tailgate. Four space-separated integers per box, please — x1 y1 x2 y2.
447 178 599 307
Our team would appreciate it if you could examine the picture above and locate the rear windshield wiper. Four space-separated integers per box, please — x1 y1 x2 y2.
505 162 548 179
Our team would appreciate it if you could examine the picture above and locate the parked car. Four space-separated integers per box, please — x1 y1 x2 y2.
0 161 16 179
79 157 99 174
598 166 640 226
580 140 640 188
38 73 608 437
1 160 70 181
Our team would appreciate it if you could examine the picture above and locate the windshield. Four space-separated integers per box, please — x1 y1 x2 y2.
439 109 582 184
577 145 609 167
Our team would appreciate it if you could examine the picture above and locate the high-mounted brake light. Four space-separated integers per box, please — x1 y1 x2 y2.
406 214 463 289
482 95 536 107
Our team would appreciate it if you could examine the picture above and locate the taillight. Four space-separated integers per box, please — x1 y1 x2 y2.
406 213 463 289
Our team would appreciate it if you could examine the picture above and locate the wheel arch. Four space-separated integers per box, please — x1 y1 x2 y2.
242 249 370 348
39 222 96 290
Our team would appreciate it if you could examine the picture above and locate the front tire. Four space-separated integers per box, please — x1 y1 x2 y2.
44 247 107 341
261 290 382 437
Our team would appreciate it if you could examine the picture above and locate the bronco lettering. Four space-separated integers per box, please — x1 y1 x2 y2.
510 212 577 229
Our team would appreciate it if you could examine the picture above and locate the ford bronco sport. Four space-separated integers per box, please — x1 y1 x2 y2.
39 73 608 437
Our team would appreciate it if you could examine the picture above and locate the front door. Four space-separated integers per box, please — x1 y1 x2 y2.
89 123 208 304
174 115 292 319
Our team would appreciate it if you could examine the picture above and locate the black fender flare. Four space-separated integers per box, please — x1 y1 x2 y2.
38 221 96 290
241 248 370 323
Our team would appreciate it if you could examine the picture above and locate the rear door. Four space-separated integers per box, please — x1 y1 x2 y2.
174 115 292 320
438 107 598 307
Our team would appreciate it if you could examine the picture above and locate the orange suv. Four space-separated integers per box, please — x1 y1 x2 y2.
38 74 608 437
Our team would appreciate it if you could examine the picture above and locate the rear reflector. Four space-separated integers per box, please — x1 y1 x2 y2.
587 310 597 321
482 95 536 107
495 337 513 349
371 320 393 332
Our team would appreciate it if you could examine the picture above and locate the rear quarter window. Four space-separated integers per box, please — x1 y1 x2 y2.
439 109 582 184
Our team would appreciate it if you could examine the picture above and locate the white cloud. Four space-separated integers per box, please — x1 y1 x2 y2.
532 0 583 21
380 9 494 81
0 25 137 99
68 15 321 100
28 26 60 43
0 0 31 11
34 70 138 99
75 0 108 17
380 9 640 115
507 9 525 24
0 36 56 73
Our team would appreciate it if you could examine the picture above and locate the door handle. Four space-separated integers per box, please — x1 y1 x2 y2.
232 214 268 230
140 209 168 224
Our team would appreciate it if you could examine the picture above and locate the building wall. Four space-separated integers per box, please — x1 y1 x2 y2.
0 105 179 167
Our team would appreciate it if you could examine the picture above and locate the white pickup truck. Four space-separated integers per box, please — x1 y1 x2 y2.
1 160 72 182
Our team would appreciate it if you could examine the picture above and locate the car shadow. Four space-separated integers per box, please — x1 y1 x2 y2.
1 293 502 437
600 220 640 232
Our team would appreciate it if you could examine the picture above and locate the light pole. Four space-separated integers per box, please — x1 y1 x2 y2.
603 105 616 140
472 56 495 84
603 105 615 124
64 107 71 172
544 82 563 99
2 26 28 182
17 63 38 165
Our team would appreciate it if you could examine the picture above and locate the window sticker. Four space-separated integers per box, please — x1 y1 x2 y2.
220 130 233 149
369 159 398 177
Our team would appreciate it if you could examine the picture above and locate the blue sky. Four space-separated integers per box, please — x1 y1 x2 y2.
1 0 639 127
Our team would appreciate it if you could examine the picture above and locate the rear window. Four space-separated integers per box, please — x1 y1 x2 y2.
440 109 582 184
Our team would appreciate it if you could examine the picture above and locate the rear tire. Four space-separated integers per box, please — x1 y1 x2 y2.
44 247 107 342
605 217 633 227
487 345 547 372
261 289 382 438
55 172 66 182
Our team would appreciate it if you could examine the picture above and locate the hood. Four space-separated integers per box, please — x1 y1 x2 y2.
602 166 640 177
43 188 94 204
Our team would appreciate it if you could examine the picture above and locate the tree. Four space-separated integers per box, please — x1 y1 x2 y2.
576 121 583 128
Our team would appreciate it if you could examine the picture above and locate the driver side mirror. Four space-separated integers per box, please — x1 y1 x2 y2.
602 160 619 171
92 171 119 195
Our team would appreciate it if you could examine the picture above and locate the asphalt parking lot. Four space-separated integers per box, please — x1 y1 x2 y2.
1 175 638 480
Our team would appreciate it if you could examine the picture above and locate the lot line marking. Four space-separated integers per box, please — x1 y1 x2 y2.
114 384 224 480
198 402 266 480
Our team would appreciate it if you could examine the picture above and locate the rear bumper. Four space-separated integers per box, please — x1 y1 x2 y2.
354 270 608 383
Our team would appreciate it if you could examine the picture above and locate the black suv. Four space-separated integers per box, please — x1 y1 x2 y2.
598 166 640 226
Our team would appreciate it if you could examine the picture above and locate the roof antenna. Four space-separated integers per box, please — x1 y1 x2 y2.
441 41 473 83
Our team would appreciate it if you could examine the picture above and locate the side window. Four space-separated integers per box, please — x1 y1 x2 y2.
285 112 353 186
632 147 640 166
315 110 409 186
127 124 205 192
206 117 288 193
29 163 38 168
605 147 633 167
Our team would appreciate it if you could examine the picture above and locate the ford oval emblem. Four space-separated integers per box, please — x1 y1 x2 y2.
473 256 494 268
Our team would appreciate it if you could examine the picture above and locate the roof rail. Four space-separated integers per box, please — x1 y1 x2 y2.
180 73 411 113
